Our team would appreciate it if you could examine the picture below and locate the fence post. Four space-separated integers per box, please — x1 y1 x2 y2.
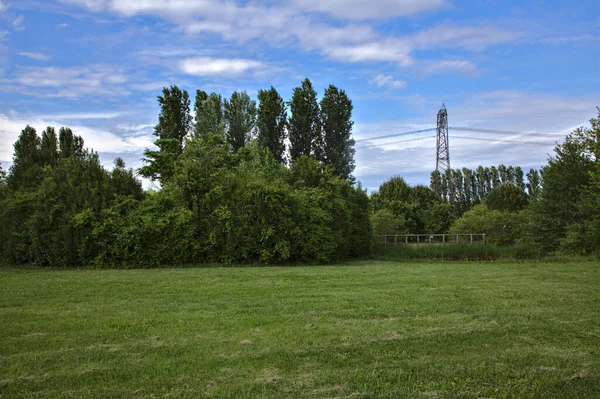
470 234 473 244
443 234 446 244
429 235 432 244
417 235 420 245
456 234 459 244
405 235 408 245
483 234 486 245
394 235 397 246
384 235 387 247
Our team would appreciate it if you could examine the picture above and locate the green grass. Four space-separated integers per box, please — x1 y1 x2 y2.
1 261 599 398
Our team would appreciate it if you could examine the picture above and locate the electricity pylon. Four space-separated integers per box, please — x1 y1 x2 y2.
436 104 450 175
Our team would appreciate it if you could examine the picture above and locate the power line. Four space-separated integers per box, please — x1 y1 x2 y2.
451 135 557 145
355 136 435 150
354 127 437 143
450 126 566 137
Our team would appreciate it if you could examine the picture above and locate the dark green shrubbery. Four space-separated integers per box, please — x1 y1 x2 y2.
0 131 371 267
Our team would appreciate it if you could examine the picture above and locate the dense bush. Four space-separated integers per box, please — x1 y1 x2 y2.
0 131 371 267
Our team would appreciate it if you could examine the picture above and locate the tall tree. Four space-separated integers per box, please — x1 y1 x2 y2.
515 166 526 192
462 167 473 204
430 170 442 200
257 86 287 164
224 91 257 152
498 164 509 184
506 165 516 185
58 127 84 159
288 78 321 162
40 127 59 167
483 167 492 194
319 85 355 180
140 86 192 184
476 166 486 200
490 166 500 188
7 125 41 190
526 168 541 198
195 91 224 137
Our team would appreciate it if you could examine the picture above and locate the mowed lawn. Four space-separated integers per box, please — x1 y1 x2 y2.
1 261 599 398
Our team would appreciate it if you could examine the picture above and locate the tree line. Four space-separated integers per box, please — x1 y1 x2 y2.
0 80 368 267
0 93 598 266
140 79 355 185
370 109 600 252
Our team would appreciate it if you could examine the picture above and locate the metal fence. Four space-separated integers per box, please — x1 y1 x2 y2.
376 234 486 246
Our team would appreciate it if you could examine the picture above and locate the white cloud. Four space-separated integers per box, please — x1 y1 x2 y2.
410 26 517 51
60 0 516 68
422 60 479 75
38 112 123 120
56 23 69 28
0 1 6 13
19 52 51 61
292 0 445 20
0 113 153 162
14 65 129 98
12 15 24 31
179 57 264 77
371 74 406 89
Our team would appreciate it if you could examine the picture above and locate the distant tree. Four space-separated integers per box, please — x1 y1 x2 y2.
7 125 41 190
490 166 500 188
441 172 449 201
515 166 526 192
462 167 473 204
506 165 515 185
140 86 192 184
40 127 59 167
498 164 509 184
195 91 224 137
522 119 597 253
110 157 144 200
526 168 541 198
377 176 412 203
288 78 321 162
224 91 257 152
371 209 410 236
430 170 442 200
320 85 355 181
470 169 479 203
450 204 526 245
257 86 287 164
58 127 84 159
484 183 528 212
476 166 486 199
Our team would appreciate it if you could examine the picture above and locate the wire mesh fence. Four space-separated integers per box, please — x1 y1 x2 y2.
376 234 486 246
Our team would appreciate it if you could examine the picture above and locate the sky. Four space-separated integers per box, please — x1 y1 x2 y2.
0 0 599 191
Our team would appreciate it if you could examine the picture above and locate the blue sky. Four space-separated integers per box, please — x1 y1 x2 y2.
0 0 599 190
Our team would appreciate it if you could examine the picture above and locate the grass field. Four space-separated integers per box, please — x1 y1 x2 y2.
1 261 599 398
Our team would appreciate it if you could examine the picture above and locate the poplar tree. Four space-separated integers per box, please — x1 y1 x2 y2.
7 125 41 190
40 127 59 167
224 91 257 152
195 91 224 137
140 86 192 184
257 87 287 163
288 78 321 162
320 85 355 181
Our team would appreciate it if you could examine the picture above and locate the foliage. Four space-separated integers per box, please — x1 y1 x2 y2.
224 91 257 152
522 112 598 254
140 86 192 184
450 204 526 245
288 78 321 162
257 86 287 164
320 85 355 181
370 209 409 236
194 91 224 137
484 183 528 212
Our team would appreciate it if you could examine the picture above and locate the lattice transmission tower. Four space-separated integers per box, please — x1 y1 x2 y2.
436 104 450 175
